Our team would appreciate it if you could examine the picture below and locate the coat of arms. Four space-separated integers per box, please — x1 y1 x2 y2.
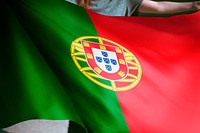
71 36 142 91
82 40 128 80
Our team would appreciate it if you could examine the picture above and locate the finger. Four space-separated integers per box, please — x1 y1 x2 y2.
78 0 86 8
193 1 200 10
85 0 92 9
198 1 200 10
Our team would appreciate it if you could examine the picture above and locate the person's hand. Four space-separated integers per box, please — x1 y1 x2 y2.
78 0 91 9
192 1 200 10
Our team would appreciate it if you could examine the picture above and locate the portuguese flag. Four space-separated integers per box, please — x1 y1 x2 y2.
2 0 200 132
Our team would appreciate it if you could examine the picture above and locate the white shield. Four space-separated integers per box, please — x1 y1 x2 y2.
92 48 119 73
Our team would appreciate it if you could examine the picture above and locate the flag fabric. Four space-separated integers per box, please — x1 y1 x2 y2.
1 0 200 132
1 0 82 129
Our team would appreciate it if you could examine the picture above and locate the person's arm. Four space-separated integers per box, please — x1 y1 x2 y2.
138 0 200 14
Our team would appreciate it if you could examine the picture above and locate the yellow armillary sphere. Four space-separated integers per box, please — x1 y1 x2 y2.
70 36 142 91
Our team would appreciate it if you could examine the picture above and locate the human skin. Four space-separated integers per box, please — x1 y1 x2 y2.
77 0 200 15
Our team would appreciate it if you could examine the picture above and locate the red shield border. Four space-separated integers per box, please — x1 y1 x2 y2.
82 40 128 81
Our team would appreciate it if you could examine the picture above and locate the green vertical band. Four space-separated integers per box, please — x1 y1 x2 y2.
3 0 130 132
1 0 81 128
